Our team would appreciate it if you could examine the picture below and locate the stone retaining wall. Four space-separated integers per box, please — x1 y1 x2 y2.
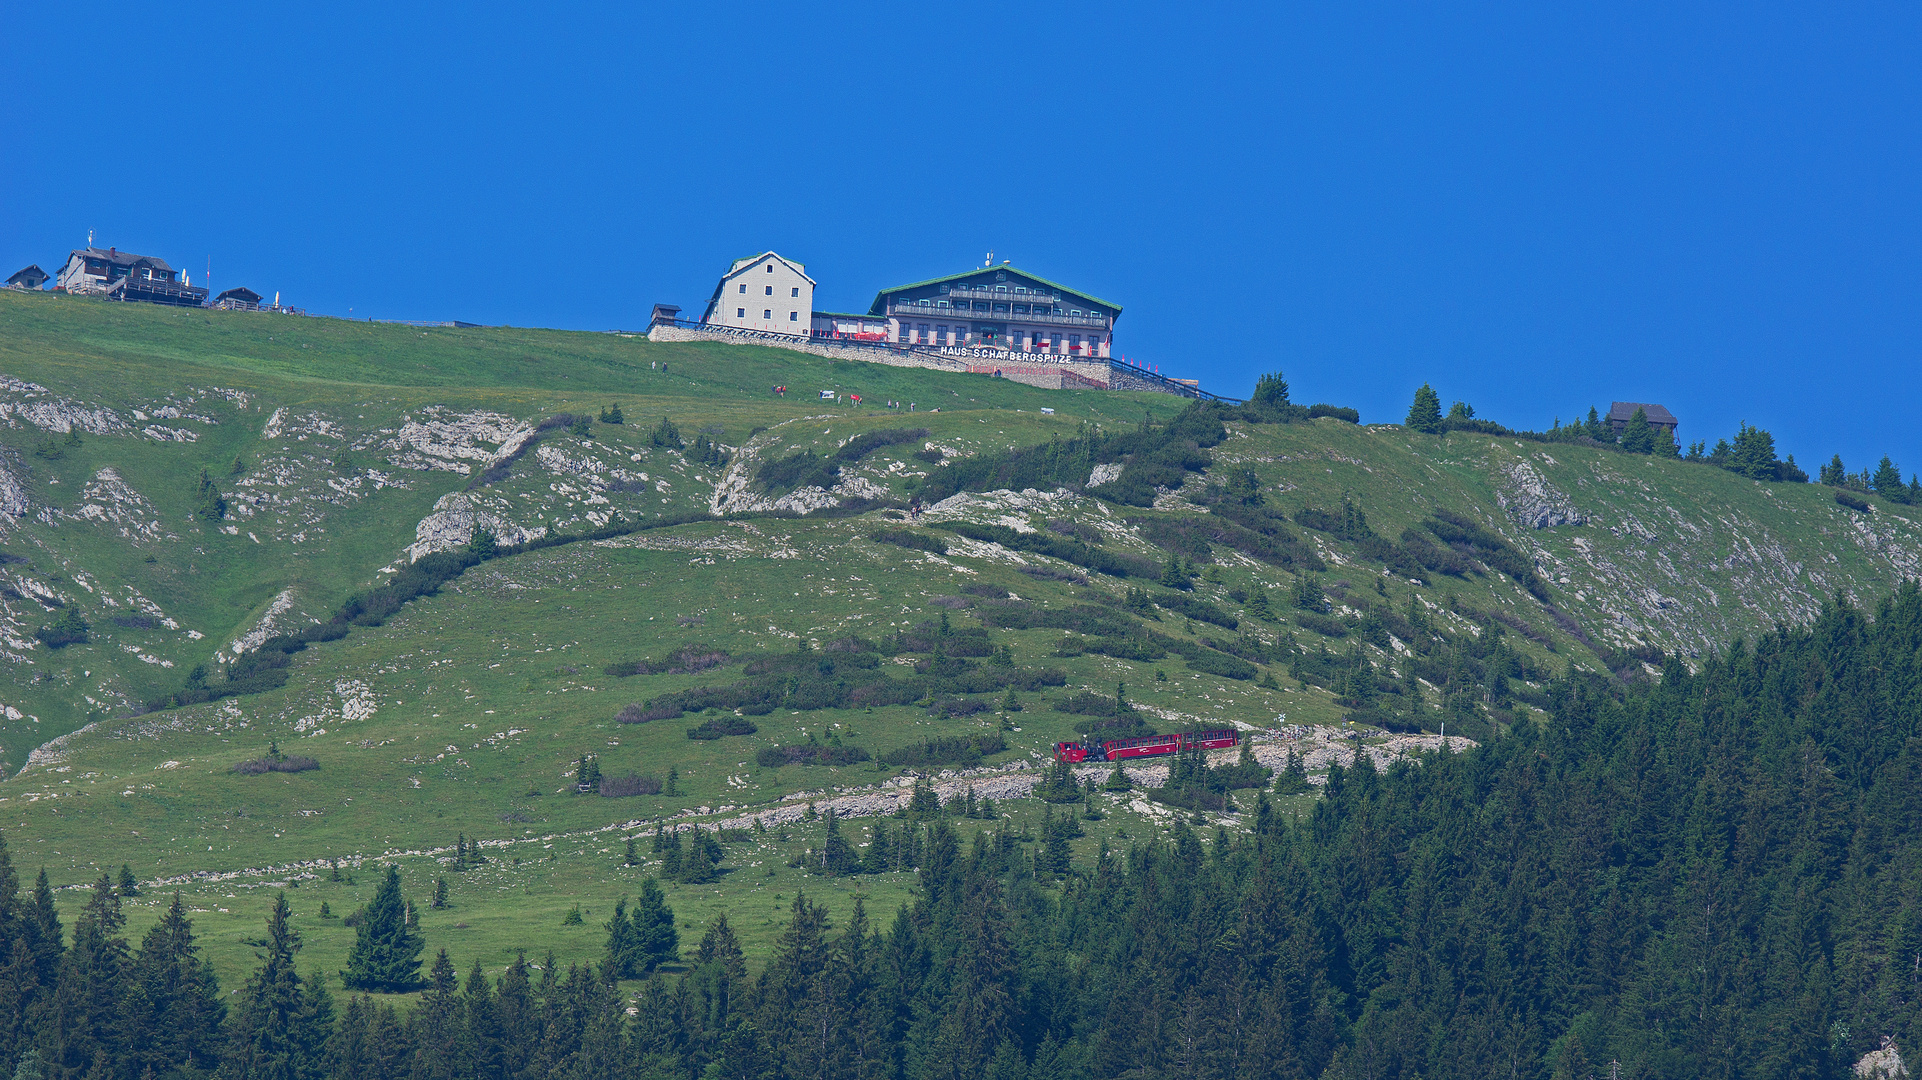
647 324 971 373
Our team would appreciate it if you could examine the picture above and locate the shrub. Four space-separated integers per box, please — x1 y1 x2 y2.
234 755 319 775
617 702 682 724
1071 715 1158 738
649 416 683 449
755 744 872 768
1307 404 1361 423
1180 649 1259 680
1154 592 1238 629
926 697 991 719
1295 611 1350 638
756 451 838 494
868 528 948 555
881 734 1008 769
604 645 731 678
686 716 758 740
833 427 929 463
599 774 663 798
35 608 89 649
1837 491 1872 513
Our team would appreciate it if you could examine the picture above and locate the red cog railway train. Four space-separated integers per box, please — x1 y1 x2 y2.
1053 728 1241 763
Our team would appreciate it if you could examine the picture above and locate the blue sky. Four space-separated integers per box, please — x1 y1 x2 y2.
4 3 1918 473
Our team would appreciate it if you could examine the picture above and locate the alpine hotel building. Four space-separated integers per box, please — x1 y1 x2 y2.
703 254 1119 361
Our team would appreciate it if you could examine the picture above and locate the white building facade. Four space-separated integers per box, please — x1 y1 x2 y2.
699 252 815 337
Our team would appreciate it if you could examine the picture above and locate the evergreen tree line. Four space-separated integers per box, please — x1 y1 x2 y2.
26 588 1922 1076
1402 383 1811 482
1819 453 1922 505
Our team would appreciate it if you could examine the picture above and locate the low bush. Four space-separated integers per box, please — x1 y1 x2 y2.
1179 648 1259 680
616 702 681 724
599 774 663 798
1295 611 1351 638
755 744 872 768
1154 592 1239 629
1071 715 1159 738
929 521 1160 580
1307 404 1361 423
834 427 929 463
926 697 991 719
881 734 1008 769
1837 491 1872 513
868 528 949 555
686 716 758 740
234 755 319 775
34 608 89 649
756 450 839 495
604 645 731 678
1054 691 1133 717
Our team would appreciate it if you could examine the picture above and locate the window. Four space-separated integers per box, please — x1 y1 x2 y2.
739 283 747 294
936 325 947 343
765 263 774 272
918 323 930 342
789 311 798 321
897 325 909 343
765 285 773 295
763 309 772 319
791 287 799 297
737 308 746 318
1070 334 1082 351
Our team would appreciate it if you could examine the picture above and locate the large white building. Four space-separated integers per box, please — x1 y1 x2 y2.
699 252 815 336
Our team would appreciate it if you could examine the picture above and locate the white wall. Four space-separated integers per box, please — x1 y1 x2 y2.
705 254 813 337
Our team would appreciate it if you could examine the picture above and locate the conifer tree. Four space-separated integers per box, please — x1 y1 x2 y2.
820 810 856 876
603 897 643 978
1619 407 1654 454
624 837 638 867
24 870 62 987
431 878 449 909
1405 384 1444 433
1104 763 1133 792
694 914 747 978
631 877 678 972
129 893 224 1079
222 893 330 1080
115 866 138 898
1875 456 1908 501
660 828 684 880
341 866 424 992
1252 371 1290 408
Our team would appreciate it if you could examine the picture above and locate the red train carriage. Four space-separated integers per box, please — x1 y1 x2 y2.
1054 728 1241 764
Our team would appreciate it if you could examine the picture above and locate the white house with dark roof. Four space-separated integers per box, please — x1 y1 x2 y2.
700 252 815 337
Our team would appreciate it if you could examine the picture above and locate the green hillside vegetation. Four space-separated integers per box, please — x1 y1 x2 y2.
5 284 1922 1056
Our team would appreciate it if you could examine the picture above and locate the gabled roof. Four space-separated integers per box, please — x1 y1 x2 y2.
216 287 263 303
868 265 1122 317
64 247 174 273
1607 402 1678 426
700 251 815 323
6 265 48 287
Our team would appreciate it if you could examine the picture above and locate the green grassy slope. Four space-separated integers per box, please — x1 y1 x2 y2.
3 288 1919 991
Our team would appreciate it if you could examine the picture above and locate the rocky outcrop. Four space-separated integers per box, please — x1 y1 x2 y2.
1858 1041 1909 1079
407 492 546 561
1496 458 1586 528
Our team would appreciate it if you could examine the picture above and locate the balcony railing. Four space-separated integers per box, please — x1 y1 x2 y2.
940 285 1061 303
886 302 1110 330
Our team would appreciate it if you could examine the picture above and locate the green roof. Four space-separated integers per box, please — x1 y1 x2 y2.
868 265 1122 317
